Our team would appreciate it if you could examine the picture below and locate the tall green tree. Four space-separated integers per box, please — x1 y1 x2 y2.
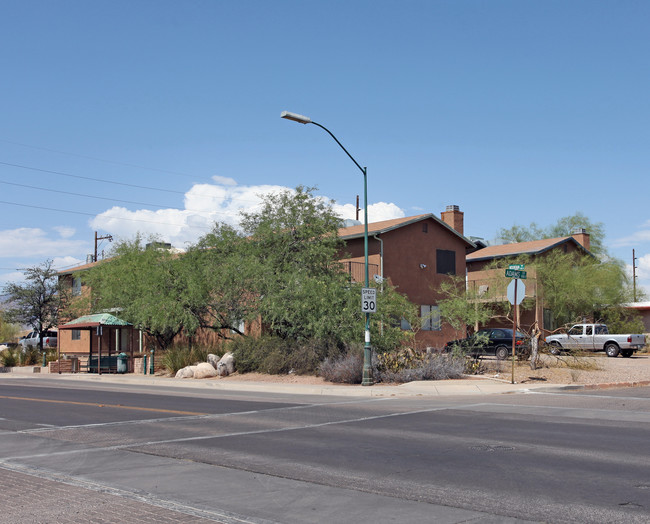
533 250 638 329
2 260 65 350
239 186 356 345
85 237 195 350
238 186 417 351
498 212 606 255
184 222 258 337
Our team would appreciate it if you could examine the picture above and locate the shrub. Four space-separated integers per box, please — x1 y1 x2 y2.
161 345 215 374
21 347 41 365
319 351 363 384
376 353 466 383
0 347 18 367
228 335 347 375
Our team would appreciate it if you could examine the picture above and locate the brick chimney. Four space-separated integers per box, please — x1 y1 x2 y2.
441 205 464 235
571 227 590 251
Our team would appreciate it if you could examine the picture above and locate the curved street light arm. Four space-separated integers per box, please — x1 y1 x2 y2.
310 122 366 177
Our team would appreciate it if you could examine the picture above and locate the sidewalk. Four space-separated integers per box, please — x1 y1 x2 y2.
1 367 570 397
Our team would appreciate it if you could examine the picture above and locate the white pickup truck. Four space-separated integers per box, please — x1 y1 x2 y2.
20 330 58 350
545 323 646 358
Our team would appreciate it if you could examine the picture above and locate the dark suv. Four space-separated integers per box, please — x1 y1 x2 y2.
445 328 529 360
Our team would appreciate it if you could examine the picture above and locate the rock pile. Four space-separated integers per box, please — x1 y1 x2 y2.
175 352 235 379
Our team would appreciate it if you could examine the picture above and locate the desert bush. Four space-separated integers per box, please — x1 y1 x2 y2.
161 345 215 374
319 351 364 384
376 353 466 383
0 347 18 367
228 335 347 375
21 346 41 365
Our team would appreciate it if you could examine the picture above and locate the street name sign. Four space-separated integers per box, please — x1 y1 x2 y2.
505 269 527 279
508 264 525 270
361 288 377 313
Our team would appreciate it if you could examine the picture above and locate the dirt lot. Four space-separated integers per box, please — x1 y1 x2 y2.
482 352 650 385
218 352 650 387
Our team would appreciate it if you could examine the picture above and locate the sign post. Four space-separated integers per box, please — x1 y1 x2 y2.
506 266 526 384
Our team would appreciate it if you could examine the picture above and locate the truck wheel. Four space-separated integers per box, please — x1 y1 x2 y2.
605 343 620 358
549 342 562 355
621 349 633 358
495 346 509 360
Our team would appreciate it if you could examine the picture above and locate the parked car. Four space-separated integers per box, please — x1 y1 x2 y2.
445 328 529 360
545 323 646 357
20 330 58 350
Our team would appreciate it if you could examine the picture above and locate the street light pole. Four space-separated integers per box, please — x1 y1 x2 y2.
281 111 373 385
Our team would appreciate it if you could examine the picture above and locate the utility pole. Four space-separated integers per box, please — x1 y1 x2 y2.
94 232 113 262
633 249 638 302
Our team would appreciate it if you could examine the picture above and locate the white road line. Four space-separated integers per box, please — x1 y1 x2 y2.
526 390 650 401
17 396 395 433
3 402 487 461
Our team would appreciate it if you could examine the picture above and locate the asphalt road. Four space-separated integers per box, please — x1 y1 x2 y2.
1 377 650 523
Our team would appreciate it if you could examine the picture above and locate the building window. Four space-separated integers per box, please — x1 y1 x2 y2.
543 309 555 331
436 249 456 275
420 305 441 331
72 329 81 341
400 318 411 330
72 277 82 296
422 223 428 233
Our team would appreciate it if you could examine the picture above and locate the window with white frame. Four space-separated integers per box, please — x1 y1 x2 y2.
420 305 441 331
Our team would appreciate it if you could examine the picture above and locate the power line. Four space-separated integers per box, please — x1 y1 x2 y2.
0 179 261 219
0 161 185 194
0 160 266 206
0 200 213 230
0 138 214 181
0 180 171 209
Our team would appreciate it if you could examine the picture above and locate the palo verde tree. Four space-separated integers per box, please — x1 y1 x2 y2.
183 222 258 338
238 186 417 353
239 186 357 346
84 236 197 350
498 212 607 256
2 259 66 350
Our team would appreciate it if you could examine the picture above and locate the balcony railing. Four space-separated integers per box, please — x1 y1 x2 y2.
341 261 380 284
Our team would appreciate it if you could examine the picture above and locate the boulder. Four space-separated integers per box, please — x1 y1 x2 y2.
217 352 235 377
175 366 196 379
207 353 220 369
193 362 217 379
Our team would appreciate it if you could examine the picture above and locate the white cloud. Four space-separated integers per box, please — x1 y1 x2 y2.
211 175 237 186
53 256 85 270
612 228 650 247
0 228 86 259
53 226 76 239
91 181 408 248
332 202 406 223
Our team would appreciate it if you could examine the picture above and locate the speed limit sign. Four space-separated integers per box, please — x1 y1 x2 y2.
361 288 377 313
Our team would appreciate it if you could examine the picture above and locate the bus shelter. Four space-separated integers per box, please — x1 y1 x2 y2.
59 313 133 374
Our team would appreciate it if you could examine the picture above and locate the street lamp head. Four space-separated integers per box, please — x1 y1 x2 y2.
281 111 312 124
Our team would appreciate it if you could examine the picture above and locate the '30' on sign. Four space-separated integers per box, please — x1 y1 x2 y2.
361 288 377 313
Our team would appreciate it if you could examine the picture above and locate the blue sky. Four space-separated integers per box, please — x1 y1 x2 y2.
1 0 649 296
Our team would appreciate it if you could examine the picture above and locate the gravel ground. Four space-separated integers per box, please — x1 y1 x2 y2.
217 352 650 387
478 352 650 385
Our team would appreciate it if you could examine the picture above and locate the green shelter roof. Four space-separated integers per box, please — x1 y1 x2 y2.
60 313 132 329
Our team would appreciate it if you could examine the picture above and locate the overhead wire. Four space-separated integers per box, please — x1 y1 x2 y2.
0 200 213 230
0 179 253 220
0 138 214 181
